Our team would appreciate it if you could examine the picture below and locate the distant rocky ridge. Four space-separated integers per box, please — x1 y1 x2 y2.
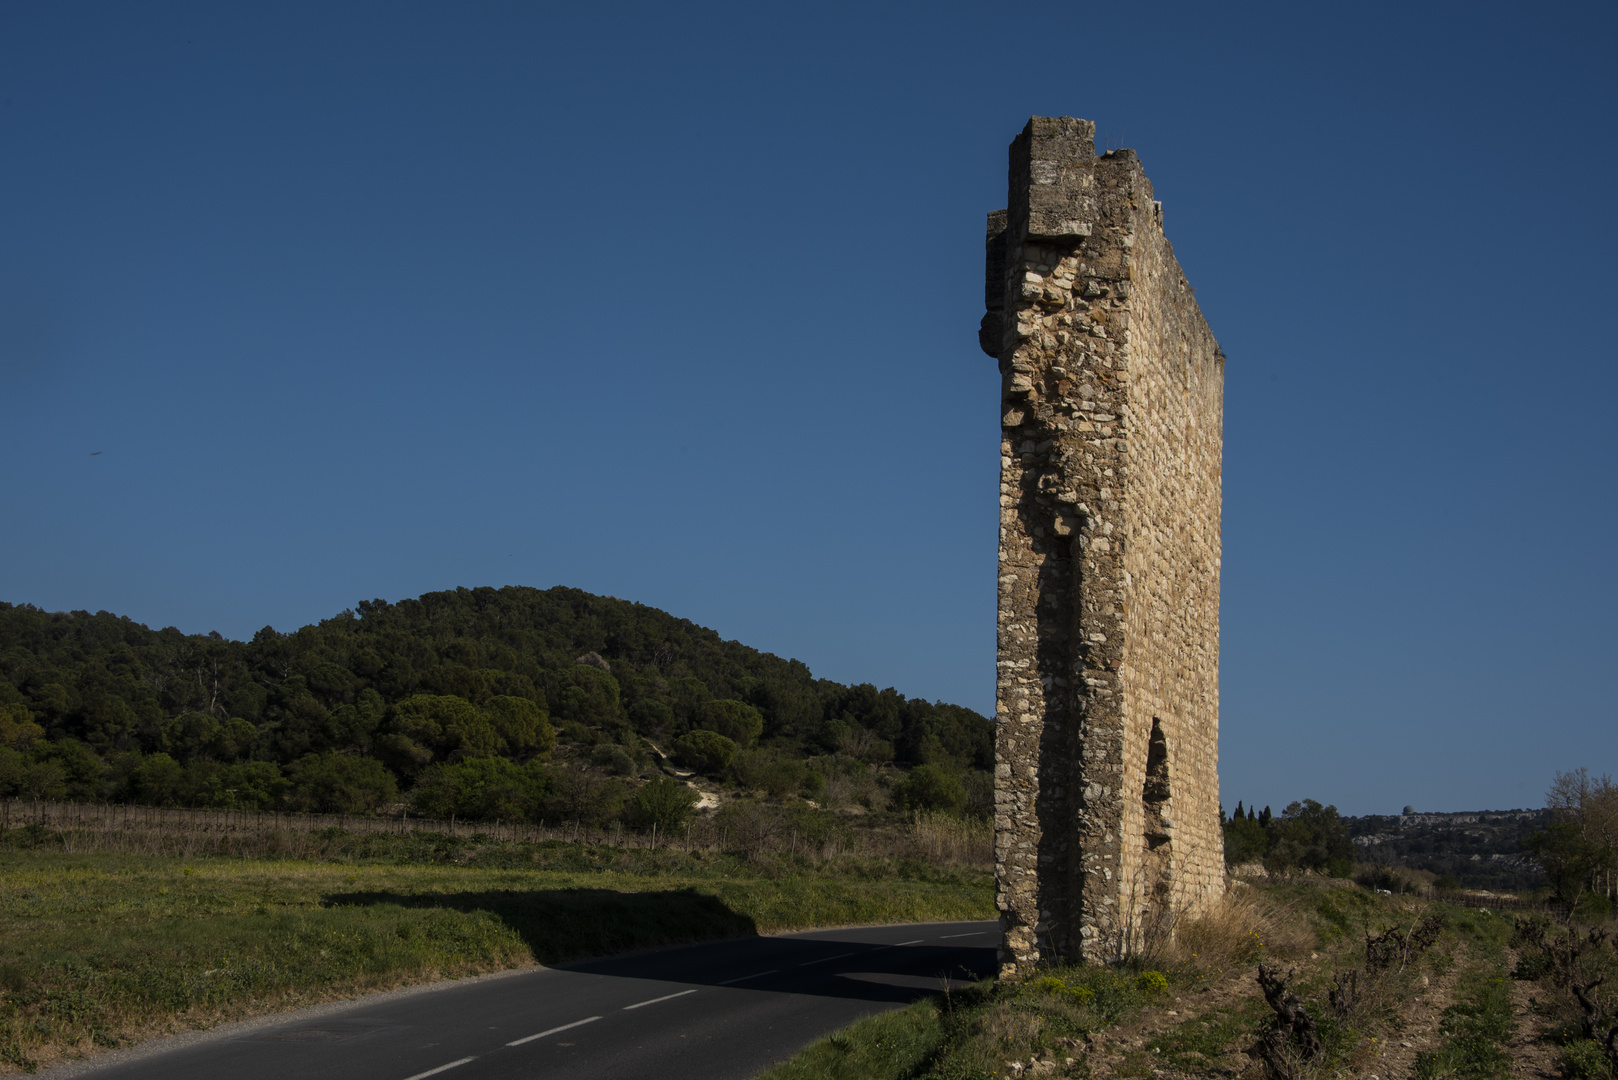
1345 808 1552 892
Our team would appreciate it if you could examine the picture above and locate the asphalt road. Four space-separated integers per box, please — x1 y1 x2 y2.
57 920 1000 1080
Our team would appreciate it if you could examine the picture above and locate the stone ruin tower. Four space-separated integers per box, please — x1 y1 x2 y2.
982 117 1225 974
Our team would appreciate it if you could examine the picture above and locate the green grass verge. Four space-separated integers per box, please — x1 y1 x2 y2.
0 847 991 1073
762 884 1532 1080
758 963 1190 1080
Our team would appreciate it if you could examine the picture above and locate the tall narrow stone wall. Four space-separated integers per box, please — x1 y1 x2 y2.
982 117 1225 974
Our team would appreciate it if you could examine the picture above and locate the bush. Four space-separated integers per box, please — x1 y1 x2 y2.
410 757 552 821
697 700 764 747
383 695 501 774
891 764 966 815
713 800 849 855
627 699 673 737
285 753 398 814
554 665 622 728
0 747 64 800
126 751 184 805
1263 799 1354 876
1560 1038 1615 1080
590 743 639 776
483 695 555 760
29 738 104 800
1223 814 1269 865
673 729 736 775
0 703 43 750
1031 975 1096 1005
802 770 826 800
541 767 627 826
187 760 289 809
1356 864 1433 895
731 750 806 800
625 777 698 833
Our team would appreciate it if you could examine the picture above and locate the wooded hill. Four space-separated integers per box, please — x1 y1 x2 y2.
0 586 992 821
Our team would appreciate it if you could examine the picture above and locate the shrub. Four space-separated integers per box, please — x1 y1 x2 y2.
625 777 698 833
285 753 398 814
483 695 555 760
730 750 807 800
554 665 622 728
187 760 289 809
590 743 639 776
28 738 104 800
384 695 501 773
890 764 966 815
1263 799 1354 877
541 767 627 826
1560 1038 1615 1080
410 757 552 821
673 730 736 775
627 699 673 736
1223 813 1269 865
0 703 44 750
0 747 64 800
697 700 764 747
1031 975 1096 1005
802 770 826 800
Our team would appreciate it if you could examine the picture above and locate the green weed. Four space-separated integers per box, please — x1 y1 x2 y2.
1414 968 1515 1080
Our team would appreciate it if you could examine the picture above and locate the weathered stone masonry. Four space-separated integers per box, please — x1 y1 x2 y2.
982 117 1225 974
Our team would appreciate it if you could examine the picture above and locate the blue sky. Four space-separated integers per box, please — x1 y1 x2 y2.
2 2 1613 815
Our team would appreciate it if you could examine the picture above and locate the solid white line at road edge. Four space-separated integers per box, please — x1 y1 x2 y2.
400 1057 476 1080
507 1016 603 1046
718 970 778 985
623 988 699 1010
798 952 856 966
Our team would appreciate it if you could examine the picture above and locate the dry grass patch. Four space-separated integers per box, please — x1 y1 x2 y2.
1156 883 1316 974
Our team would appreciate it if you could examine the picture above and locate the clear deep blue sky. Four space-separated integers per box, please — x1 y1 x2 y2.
3 2 1614 815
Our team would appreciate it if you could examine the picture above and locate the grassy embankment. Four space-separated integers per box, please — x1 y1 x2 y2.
0 818 992 1074
763 878 1606 1080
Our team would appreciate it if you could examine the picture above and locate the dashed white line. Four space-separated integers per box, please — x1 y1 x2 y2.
623 988 700 1010
798 952 857 966
940 931 987 939
506 1016 602 1046
718 969 778 985
400 1057 477 1080
888 939 924 947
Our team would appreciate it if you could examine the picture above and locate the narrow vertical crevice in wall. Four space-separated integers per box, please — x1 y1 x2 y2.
1029 512 1073 963
1137 718 1173 951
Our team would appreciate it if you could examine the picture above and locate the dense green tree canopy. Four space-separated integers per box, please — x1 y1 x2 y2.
0 586 993 816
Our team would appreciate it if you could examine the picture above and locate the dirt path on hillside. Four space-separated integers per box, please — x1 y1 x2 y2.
1357 958 1464 1080
1501 948 1562 1080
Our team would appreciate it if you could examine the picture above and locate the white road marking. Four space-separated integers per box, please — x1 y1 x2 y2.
718 969 778 985
506 1016 602 1046
798 952 857 966
940 931 987 938
623 988 699 1010
400 1057 476 1080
